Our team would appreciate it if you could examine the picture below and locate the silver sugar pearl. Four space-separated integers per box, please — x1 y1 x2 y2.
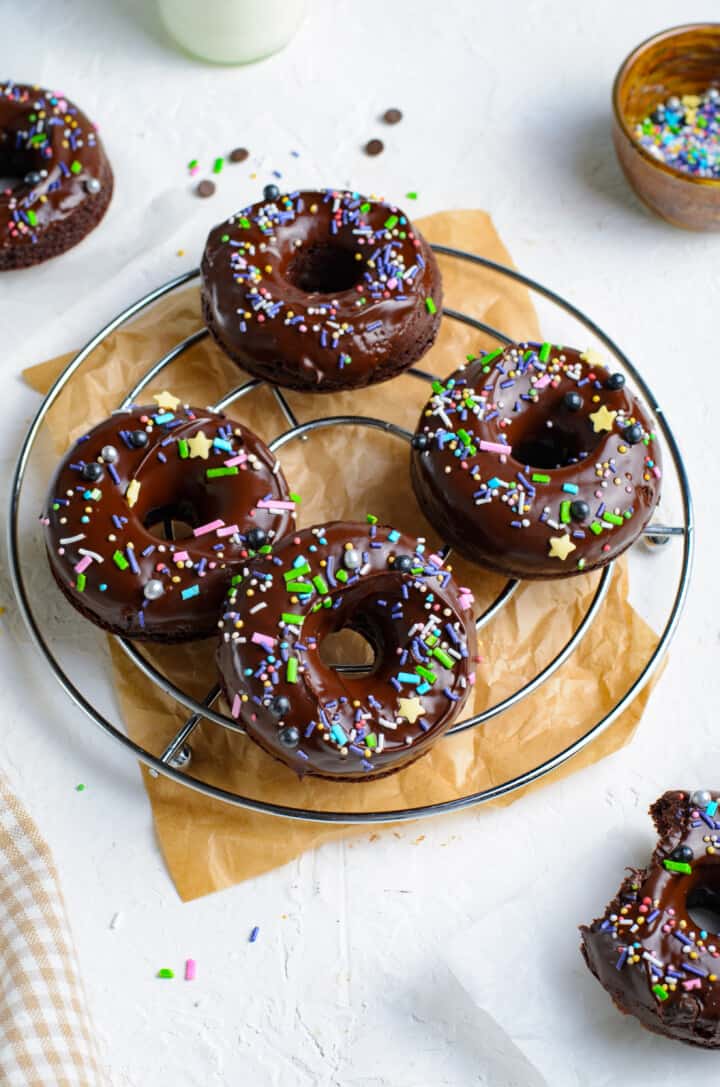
85 177 102 194
24 171 42 186
691 790 712 809
101 444 119 464
143 579 165 601
666 95 682 111
343 548 362 570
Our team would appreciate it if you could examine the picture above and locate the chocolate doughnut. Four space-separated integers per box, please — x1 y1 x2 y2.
201 189 442 392
1 81 113 270
581 790 720 1047
217 520 477 780
411 342 661 579
43 396 294 641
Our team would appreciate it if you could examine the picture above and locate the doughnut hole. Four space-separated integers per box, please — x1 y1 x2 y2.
510 394 604 470
0 140 44 192
144 503 197 542
686 880 720 936
286 243 363 294
319 629 377 676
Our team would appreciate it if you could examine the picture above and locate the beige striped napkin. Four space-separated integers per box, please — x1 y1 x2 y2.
0 774 107 1086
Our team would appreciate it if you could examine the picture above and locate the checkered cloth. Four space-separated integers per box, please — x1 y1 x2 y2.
0 774 107 1086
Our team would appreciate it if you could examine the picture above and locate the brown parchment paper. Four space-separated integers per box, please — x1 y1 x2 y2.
24 211 660 901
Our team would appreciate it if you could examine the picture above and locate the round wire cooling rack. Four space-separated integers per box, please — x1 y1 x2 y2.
8 245 694 823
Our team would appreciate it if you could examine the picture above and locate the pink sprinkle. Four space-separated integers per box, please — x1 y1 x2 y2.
428 553 445 567
534 374 551 389
231 693 241 718
256 500 295 511
224 454 247 467
173 550 190 563
683 978 702 991
387 277 397 289
216 524 239 538
479 440 511 456
193 519 225 537
653 466 662 479
74 555 92 574
185 959 196 981
252 632 277 651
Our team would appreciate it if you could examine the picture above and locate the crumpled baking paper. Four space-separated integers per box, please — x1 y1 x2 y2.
24 209 660 901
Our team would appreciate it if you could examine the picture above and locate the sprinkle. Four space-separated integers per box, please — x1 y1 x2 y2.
125 480 141 508
193 519 225 537
185 959 196 981
206 466 239 478
249 926 260 943
181 585 200 600
425 297 437 315
652 984 669 1002
663 859 692 874
479 440 511 455
157 968 174 979
286 657 299 683
75 784 85 792
539 342 551 362
113 550 129 571
213 157 224 174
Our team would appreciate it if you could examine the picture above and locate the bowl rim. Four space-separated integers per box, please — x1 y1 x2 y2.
612 21 720 188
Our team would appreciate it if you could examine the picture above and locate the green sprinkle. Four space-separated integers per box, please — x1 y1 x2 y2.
431 380 445 394
113 550 129 571
365 733 377 749
531 473 551 484
415 665 437 683
425 297 437 315
405 191 418 200
360 202 371 213
589 522 603 536
231 574 243 586
289 493 302 503
188 159 198 170
539 342 551 362
281 613 304 626
366 514 378 524
206 466 239 478
457 429 472 447
76 572 86 592
336 569 349 583
286 581 313 594
178 439 189 459
425 633 439 647
221 233 230 242
26 209 38 226
384 214 399 230
482 348 503 365
239 217 251 229
157 969 175 979
663 859 692 875
312 575 328 594
286 657 299 683
70 160 82 175
259 544 272 554
602 512 624 526
213 157 224 174
652 984 669 1002
285 564 310 580
75 784 85 792
560 501 571 524
432 647 454 669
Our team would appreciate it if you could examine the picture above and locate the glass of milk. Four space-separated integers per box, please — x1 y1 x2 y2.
157 0 306 64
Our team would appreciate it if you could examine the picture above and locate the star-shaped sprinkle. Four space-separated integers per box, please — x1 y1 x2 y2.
152 390 181 411
589 405 617 433
397 697 425 724
580 348 607 368
548 533 577 561
187 431 212 459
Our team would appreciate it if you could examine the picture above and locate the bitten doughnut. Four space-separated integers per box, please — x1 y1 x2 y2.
217 520 477 780
201 188 442 392
1 81 113 270
411 342 662 579
581 790 720 1047
43 395 294 641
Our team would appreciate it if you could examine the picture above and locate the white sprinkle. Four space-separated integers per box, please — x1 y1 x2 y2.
249 602 267 615
59 534 86 545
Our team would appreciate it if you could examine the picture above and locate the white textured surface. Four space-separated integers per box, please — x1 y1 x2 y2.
1 2 719 1083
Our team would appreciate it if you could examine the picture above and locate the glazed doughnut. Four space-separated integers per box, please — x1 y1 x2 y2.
581 790 720 1047
201 188 442 392
217 520 477 780
411 342 661 579
43 396 294 641
1 81 112 270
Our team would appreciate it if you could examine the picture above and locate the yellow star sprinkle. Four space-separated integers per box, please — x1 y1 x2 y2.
125 480 141 508
548 534 577 561
152 390 181 411
589 404 617 433
580 348 607 368
187 431 213 459
397 697 425 724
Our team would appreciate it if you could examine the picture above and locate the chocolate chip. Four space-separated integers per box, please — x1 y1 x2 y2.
364 139 384 156
383 108 403 124
229 147 249 163
196 179 216 198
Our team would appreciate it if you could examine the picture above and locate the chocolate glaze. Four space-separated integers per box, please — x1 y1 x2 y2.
581 790 720 1047
0 81 112 270
44 401 294 641
216 521 477 780
201 189 442 392
411 342 662 579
